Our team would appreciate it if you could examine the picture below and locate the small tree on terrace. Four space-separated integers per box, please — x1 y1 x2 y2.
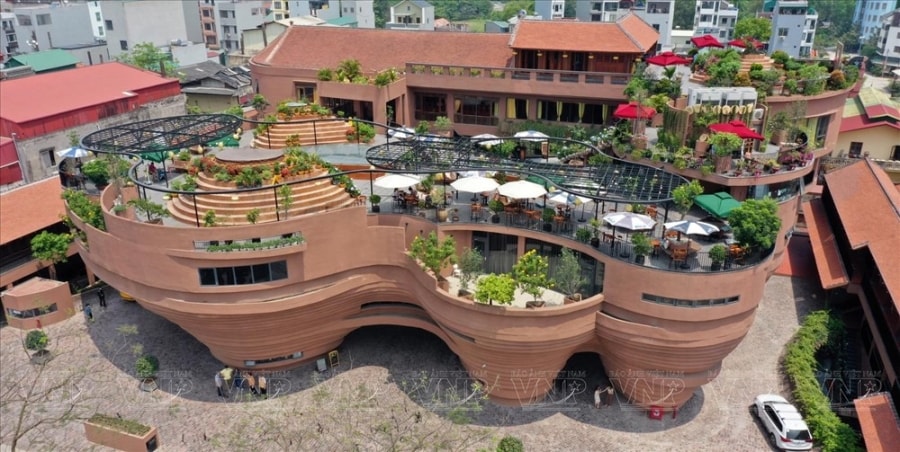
511 249 553 303
474 273 516 306
553 248 587 300
672 180 704 219
117 42 178 74
30 231 73 280
728 197 782 251
456 247 483 295
408 232 457 282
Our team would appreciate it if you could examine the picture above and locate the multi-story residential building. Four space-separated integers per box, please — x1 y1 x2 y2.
11 1 96 53
0 62 185 183
289 0 374 28
199 0 218 50
1 12 26 62
854 0 900 42
575 1 676 50
387 0 434 31
765 0 818 59
694 0 738 41
534 0 566 21
876 9 900 70
836 87 900 167
100 1 200 58
215 0 267 53
87 1 105 41
270 0 290 20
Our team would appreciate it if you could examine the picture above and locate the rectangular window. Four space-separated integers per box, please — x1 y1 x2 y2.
199 268 217 285
95 12 101 21
414 92 447 121
294 83 315 102
98 26 103 36
642 293 739 307
6 304 57 319
36 14 51 26
105 19 113 30
778 27 788 37
454 96 498 126
894 46 900 53
39 147 56 168
849 142 863 158
120 40 128 51
815 115 829 147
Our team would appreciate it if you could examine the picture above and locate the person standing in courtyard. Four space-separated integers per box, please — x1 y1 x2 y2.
594 385 602 409
97 287 106 309
215 372 225 397
604 384 616 407
220 365 234 391
83 303 93 322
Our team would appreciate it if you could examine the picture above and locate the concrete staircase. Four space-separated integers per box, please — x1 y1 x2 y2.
252 119 349 149
167 168 359 226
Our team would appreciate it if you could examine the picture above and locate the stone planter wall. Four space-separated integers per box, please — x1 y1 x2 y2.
84 420 159 452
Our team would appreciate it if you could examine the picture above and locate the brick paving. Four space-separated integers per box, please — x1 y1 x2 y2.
0 276 821 451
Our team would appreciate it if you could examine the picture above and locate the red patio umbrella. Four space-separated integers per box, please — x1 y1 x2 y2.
646 51 692 67
728 37 764 49
691 34 724 48
709 120 765 140
613 102 656 120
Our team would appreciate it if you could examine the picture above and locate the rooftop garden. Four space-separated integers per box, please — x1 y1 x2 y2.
316 58 401 87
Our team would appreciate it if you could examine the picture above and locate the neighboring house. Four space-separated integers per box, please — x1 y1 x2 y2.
670 27 696 53
876 9 900 71
240 16 328 58
387 0 435 31
1 12 28 62
803 159 900 413
55 42 111 67
854 0 900 42
214 0 268 54
179 60 253 112
292 0 376 28
100 1 199 59
575 1 676 50
693 0 739 41
11 1 97 54
0 62 185 183
836 87 900 161
534 0 566 20
5 49 79 74
484 20 510 33
250 14 658 130
763 0 818 59
199 0 219 50
87 0 105 41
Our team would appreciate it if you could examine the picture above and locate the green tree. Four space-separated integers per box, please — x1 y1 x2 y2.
278 184 294 219
512 249 553 302
116 42 177 74
30 231 73 280
336 59 363 83
409 232 457 282
734 17 772 41
474 273 516 306
24 330 49 354
672 180 704 219
457 247 484 294
490 0 533 21
553 248 587 300
127 198 170 223
729 197 782 251
433 0 492 21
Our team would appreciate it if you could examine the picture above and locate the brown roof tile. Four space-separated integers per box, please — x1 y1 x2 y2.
854 393 900 452
824 160 900 306
0 178 64 246
511 14 658 53
253 26 513 71
802 198 849 289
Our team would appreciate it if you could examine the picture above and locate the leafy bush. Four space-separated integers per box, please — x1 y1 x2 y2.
496 435 524 452
474 273 516 306
729 197 781 251
25 330 49 352
512 250 552 302
30 231 73 265
62 189 106 231
409 232 457 280
317 68 334 81
457 247 484 294
784 311 862 452
134 355 159 379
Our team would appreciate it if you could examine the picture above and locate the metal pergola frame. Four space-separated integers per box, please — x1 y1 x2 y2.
366 138 687 203
81 114 243 155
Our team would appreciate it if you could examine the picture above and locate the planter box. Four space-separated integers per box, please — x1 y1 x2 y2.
84 417 159 452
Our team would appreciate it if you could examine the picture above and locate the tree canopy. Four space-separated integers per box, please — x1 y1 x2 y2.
116 42 177 75
729 197 782 251
734 17 772 42
474 273 516 306
512 249 552 302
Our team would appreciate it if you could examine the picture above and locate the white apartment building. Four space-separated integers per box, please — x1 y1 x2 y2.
694 0 738 41
1 12 27 61
854 0 900 42
766 0 817 59
87 1 105 41
534 0 566 21
100 1 198 59
214 0 267 53
574 1 676 50
283 0 374 28
877 9 900 70
11 2 96 53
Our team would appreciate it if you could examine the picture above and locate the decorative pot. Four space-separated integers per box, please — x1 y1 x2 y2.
437 208 449 222
371 205 380 213
491 214 501 224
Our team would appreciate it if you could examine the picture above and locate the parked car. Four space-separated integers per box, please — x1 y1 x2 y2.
752 394 814 450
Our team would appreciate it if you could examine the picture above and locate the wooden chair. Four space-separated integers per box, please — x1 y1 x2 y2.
646 206 658 220
670 248 688 268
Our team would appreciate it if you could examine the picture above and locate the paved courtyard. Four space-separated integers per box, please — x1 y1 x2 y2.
1 275 822 451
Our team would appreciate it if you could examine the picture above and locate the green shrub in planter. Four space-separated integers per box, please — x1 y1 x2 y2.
135 355 159 379
496 435 524 452
88 414 151 436
25 330 49 352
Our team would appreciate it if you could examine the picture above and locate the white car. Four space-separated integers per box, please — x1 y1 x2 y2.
752 394 814 450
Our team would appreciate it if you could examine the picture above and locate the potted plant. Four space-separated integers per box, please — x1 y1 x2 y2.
81 159 110 188
135 354 159 392
203 210 218 227
512 250 553 306
84 413 159 451
575 226 592 243
369 194 381 213
542 207 556 232
631 232 652 264
554 248 587 304
127 198 170 224
489 200 504 224
709 244 728 271
474 273 516 306
409 232 456 290
246 208 260 224
588 219 602 247
457 247 483 299
25 329 51 364
709 132 742 173
433 116 453 136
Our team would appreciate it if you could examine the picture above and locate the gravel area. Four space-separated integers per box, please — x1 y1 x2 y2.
0 276 821 451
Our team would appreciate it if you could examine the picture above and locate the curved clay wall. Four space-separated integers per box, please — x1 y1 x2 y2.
70 189 798 408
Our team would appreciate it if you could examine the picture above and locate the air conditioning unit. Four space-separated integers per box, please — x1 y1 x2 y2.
752 108 765 122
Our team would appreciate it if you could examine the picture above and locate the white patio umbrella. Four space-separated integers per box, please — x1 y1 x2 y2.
498 180 548 200
514 130 549 142
373 173 420 189
388 126 416 140
603 212 656 232
56 147 91 159
663 220 720 237
472 133 502 147
451 175 499 194
547 191 590 206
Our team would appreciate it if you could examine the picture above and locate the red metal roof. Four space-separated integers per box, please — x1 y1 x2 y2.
0 62 180 124
802 198 849 289
511 14 658 53
0 177 65 246
838 114 900 133
854 393 900 452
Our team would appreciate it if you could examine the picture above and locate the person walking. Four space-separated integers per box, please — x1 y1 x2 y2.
214 372 225 397
220 366 234 392
83 303 93 322
594 385 602 409
97 288 107 308
604 384 616 407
